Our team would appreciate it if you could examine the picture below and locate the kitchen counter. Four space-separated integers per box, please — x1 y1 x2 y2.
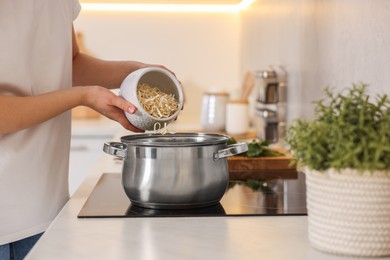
71 116 121 137
26 123 389 260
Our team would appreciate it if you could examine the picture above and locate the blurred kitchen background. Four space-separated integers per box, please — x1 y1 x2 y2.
74 0 389 126
69 0 389 196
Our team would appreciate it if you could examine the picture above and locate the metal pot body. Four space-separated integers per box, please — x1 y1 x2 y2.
103 133 247 209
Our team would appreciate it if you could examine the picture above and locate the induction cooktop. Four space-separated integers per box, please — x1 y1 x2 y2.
78 171 307 218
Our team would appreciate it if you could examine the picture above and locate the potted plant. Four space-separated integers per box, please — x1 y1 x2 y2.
286 83 390 257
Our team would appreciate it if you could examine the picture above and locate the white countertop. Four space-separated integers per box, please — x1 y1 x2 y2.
26 120 388 260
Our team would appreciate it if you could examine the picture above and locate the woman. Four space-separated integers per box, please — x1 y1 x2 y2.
0 1 175 259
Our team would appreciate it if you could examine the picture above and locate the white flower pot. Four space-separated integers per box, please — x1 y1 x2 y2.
305 168 390 257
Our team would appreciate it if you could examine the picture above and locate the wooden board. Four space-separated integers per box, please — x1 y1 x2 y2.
228 154 295 171
229 170 298 180
227 150 297 180
175 128 297 179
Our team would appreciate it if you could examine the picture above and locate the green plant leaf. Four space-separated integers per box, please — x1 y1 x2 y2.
286 83 390 172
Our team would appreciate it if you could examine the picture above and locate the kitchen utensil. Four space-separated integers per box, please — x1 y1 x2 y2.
240 71 255 102
103 133 248 209
200 92 229 132
119 67 184 131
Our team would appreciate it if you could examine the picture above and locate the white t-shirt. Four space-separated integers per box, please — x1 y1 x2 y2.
0 0 81 244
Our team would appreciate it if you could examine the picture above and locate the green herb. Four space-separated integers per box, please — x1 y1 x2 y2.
228 138 284 157
286 83 390 172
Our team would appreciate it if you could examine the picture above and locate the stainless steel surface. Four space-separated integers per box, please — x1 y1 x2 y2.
254 107 279 143
255 70 277 79
278 82 287 103
253 67 287 145
120 133 230 146
103 133 248 209
255 70 278 104
213 143 248 160
103 142 127 158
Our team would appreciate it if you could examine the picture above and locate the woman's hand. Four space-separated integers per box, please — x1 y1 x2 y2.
81 86 144 133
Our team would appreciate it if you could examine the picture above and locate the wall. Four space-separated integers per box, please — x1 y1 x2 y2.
241 0 390 122
75 1 390 127
74 10 242 125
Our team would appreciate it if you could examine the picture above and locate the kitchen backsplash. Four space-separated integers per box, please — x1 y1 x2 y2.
74 0 390 126
241 0 390 123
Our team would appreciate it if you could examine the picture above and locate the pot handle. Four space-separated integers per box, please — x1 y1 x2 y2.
213 142 248 160
103 142 127 158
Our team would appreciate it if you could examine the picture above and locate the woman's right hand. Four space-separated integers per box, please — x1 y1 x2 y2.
81 86 144 133
0 85 144 134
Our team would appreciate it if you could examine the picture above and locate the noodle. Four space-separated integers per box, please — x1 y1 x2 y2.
137 83 179 118
153 122 176 135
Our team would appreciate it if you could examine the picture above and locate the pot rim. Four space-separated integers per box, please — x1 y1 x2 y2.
120 132 230 147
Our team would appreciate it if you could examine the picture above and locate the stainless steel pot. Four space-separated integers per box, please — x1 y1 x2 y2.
103 133 248 209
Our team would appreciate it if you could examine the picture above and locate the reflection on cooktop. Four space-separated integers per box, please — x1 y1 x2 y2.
78 172 307 218
127 203 227 217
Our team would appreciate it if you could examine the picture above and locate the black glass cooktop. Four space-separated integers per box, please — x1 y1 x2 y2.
78 172 307 218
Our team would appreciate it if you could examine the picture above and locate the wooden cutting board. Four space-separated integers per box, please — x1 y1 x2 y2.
228 153 295 171
175 128 297 179
227 149 297 180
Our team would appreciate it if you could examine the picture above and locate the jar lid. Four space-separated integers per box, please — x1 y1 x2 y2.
203 92 229 96
228 99 249 104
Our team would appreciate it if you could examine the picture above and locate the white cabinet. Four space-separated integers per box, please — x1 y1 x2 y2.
69 135 114 196
69 118 120 196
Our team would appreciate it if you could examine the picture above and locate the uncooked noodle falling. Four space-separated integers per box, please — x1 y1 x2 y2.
153 122 176 135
